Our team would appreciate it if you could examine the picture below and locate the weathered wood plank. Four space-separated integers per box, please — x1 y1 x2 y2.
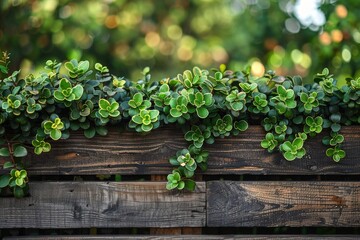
207 181 360 227
2 126 355 176
0 182 205 229
4 235 360 240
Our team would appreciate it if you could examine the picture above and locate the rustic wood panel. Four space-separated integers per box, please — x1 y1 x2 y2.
4 235 360 240
207 181 360 227
2 126 356 176
0 182 206 229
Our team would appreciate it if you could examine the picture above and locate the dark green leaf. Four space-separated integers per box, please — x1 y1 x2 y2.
0 174 10 188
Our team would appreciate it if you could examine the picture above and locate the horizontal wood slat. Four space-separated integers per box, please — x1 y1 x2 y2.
4 235 360 240
0 182 206 229
3 126 357 176
207 181 360 227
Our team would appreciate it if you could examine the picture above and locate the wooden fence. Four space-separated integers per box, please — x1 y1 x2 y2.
1 126 360 239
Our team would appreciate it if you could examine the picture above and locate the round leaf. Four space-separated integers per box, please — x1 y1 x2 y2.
13 146 28 158
0 174 10 188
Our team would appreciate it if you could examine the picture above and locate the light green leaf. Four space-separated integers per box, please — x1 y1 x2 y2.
72 85 84 100
196 107 209 118
59 78 71 90
50 129 62 140
99 99 110 109
133 93 143 105
53 91 65 101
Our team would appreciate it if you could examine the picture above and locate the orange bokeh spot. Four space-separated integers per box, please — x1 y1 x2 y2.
319 32 332 45
335 5 348 19
105 15 119 29
331 29 343 43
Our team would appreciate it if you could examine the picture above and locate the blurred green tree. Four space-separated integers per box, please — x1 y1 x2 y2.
0 0 359 83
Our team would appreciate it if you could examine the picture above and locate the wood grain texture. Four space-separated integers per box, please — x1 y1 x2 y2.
3 126 357 176
4 235 360 240
207 181 360 227
0 181 206 229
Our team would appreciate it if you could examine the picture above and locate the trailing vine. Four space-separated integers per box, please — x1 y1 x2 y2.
0 53 359 197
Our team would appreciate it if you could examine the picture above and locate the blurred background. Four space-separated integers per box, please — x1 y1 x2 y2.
0 0 359 84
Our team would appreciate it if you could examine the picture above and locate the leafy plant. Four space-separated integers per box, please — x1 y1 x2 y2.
54 78 83 104
0 54 358 197
271 85 297 114
280 137 306 161
42 116 64 140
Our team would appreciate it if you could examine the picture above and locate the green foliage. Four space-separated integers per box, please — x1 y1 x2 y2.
225 90 246 112
280 137 306 161
54 78 84 103
0 55 358 198
64 60 90 79
185 126 211 148
32 136 51 155
166 170 195 191
188 92 213 119
326 146 346 162
130 109 159 132
212 114 233 138
299 92 319 113
42 116 64 140
304 116 323 135
261 133 278 152
271 85 297 115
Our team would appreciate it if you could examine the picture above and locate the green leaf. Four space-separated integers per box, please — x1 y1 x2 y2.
53 91 65 101
59 78 71 90
78 60 89 72
0 147 10 157
281 142 292 152
50 129 62 140
284 151 296 161
261 140 269 148
133 93 143 105
177 181 185 190
0 174 10 188
3 161 14 169
149 110 159 119
99 99 110 109
230 102 243 111
34 147 43 155
64 61 75 71
13 186 25 198
184 179 196 191
95 126 108 136
170 108 182 118
293 138 303 149
183 70 193 80
203 93 213 106
13 146 27 157
277 85 287 96
84 128 96 138
326 148 334 157
141 123 153 132
15 178 24 186
331 123 341 132
337 150 346 158
196 107 209 118
300 92 308 102
72 85 84 100
132 115 143 124
166 182 178 190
